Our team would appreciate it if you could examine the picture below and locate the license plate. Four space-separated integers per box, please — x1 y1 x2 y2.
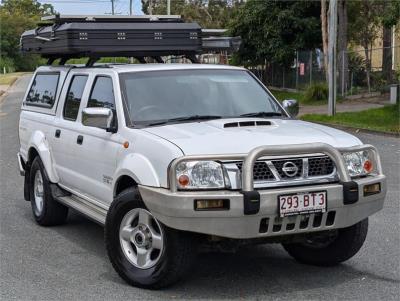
278 191 327 217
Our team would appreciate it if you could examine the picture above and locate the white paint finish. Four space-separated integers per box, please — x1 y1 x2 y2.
143 118 363 156
113 128 184 190
19 110 59 182
18 63 366 203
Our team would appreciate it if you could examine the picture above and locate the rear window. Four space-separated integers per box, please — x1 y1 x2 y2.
26 73 59 108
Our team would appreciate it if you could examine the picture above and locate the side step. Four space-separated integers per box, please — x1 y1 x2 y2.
55 194 108 225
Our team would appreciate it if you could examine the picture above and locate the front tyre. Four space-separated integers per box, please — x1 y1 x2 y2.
29 156 69 226
282 218 368 266
105 187 196 289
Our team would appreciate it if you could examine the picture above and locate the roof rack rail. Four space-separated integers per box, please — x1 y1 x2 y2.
40 14 183 24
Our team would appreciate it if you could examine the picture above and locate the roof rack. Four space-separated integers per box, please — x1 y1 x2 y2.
40 14 183 25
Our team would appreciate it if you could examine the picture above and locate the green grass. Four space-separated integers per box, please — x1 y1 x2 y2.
301 104 400 134
270 89 332 106
0 72 29 85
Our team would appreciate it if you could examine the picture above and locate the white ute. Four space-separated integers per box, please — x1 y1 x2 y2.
18 64 386 288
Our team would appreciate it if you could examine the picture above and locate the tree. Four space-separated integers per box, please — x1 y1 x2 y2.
380 0 400 82
348 0 381 92
0 0 54 71
141 0 242 28
338 0 348 94
229 0 321 66
320 0 329 80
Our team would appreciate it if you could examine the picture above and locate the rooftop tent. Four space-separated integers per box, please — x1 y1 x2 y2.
20 15 240 65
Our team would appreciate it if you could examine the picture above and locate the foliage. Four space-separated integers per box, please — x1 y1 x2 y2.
348 51 366 87
303 82 328 102
229 0 321 66
301 104 400 134
141 0 242 28
0 0 54 71
380 0 400 27
0 56 16 73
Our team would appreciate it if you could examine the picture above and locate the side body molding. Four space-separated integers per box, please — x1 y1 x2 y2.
113 153 161 195
28 131 59 183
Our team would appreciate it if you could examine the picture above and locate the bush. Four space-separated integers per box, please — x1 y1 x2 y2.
0 56 16 73
304 82 328 102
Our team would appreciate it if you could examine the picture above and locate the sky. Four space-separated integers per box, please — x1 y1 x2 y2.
40 0 144 15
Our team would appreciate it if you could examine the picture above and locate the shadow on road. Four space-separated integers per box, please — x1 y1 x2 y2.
48 210 399 299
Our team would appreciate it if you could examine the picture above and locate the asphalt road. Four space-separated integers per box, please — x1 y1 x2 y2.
1 75 399 300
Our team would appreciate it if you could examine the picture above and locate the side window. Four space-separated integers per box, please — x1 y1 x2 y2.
26 73 59 107
63 75 88 121
87 76 115 110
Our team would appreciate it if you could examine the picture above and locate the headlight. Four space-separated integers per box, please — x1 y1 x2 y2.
175 161 230 190
342 151 374 177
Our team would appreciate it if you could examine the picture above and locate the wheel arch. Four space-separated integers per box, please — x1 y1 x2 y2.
27 131 59 183
113 153 161 197
114 175 138 197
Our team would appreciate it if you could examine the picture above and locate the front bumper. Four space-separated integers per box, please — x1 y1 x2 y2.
139 175 386 239
140 142 386 239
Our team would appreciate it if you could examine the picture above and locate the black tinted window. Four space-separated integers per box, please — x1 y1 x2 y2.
63 75 88 121
88 77 115 110
26 73 59 107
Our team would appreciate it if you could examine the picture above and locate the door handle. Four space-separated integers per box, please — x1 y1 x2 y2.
55 129 61 138
77 135 83 145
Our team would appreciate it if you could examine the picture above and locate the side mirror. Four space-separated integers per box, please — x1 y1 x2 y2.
282 99 299 118
82 107 116 133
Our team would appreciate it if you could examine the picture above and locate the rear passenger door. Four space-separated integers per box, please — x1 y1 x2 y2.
70 75 121 204
51 74 89 190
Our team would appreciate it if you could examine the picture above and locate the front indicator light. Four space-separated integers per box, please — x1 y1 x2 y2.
194 199 229 210
363 160 373 173
363 183 381 196
178 175 190 187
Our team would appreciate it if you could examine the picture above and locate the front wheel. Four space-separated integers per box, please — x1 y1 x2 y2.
282 218 368 266
105 187 197 289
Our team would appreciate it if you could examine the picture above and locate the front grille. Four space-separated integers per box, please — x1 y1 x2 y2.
308 156 335 176
236 162 274 181
234 155 335 183
272 158 303 179
259 211 337 234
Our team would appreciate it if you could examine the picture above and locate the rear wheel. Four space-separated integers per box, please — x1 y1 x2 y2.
105 187 197 289
29 156 69 226
282 218 368 266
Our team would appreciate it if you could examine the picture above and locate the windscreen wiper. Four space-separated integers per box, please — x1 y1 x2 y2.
148 115 222 126
239 112 283 118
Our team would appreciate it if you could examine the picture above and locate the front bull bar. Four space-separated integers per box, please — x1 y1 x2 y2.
169 143 383 214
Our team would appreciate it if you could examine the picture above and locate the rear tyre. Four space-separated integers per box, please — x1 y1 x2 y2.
105 187 197 289
29 156 69 226
282 218 368 266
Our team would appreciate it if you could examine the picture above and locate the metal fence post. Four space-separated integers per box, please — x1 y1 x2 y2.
295 50 299 89
341 50 345 97
310 50 313 85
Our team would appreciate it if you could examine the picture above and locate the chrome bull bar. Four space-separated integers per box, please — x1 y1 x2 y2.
169 143 383 193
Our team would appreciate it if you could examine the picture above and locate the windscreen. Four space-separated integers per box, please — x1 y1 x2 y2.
120 69 283 125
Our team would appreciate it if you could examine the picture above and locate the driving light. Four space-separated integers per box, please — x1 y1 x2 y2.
363 183 381 196
342 151 374 177
176 161 230 190
194 199 229 210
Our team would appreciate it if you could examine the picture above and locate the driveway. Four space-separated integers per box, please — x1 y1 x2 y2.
1 75 399 300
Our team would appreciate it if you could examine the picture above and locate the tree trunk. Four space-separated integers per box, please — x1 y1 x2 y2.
364 44 371 92
321 0 329 81
382 26 392 83
337 0 348 95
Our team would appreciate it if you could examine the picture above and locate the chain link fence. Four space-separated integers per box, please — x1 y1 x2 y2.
248 46 400 98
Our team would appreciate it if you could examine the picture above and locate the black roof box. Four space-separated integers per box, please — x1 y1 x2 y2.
21 15 202 60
